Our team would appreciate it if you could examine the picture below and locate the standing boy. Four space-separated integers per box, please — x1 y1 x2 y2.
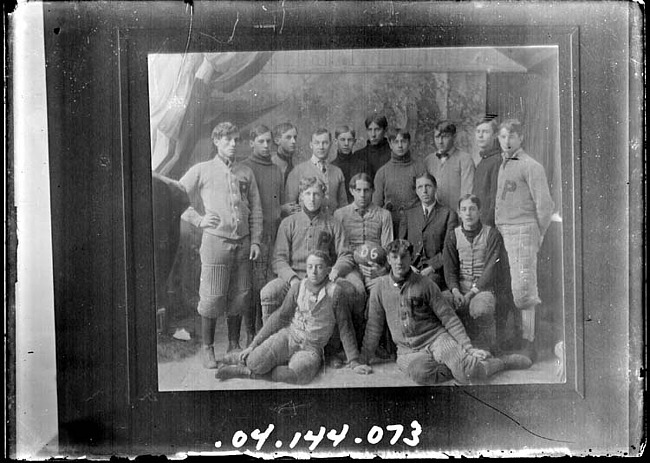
354 240 531 385
216 251 362 384
331 125 367 203
240 124 284 346
285 128 349 214
178 122 263 368
372 128 427 237
425 121 475 209
471 116 501 226
354 115 392 179
495 119 554 361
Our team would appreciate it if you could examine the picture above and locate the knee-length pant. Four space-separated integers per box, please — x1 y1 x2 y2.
397 333 482 385
197 234 252 318
497 223 542 309
246 329 322 384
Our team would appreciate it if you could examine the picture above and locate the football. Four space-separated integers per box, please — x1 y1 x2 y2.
353 241 387 267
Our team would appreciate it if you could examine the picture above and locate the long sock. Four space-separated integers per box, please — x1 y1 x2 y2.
478 358 505 379
521 307 536 342
201 316 216 346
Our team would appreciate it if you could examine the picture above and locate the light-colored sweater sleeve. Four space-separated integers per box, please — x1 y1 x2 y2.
380 209 394 246
527 162 554 236
372 170 385 207
272 218 298 283
460 152 475 197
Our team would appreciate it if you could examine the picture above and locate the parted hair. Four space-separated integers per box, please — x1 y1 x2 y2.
308 249 333 267
415 172 438 188
212 122 239 139
499 118 524 136
349 172 374 190
364 114 388 130
298 176 327 195
312 127 331 140
250 124 272 140
385 239 414 257
434 120 457 135
458 193 482 210
335 125 356 139
272 122 297 140
386 127 411 141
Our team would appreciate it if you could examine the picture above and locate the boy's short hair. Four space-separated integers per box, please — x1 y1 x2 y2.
312 128 331 140
476 116 499 133
349 172 374 190
335 125 356 139
415 172 438 188
298 176 327 195
434 121 457 136
272 122 296 140
250 124 272 140
385 239 414 257
212 122 239 139
499 118 524 136
308 249 333 267
364 115 388 130
458 193 482 210
386 127 411 141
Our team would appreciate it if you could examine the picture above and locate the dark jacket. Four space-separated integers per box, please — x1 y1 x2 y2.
398 201 458 290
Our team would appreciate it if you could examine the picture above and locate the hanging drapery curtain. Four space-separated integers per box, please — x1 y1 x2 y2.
149 51 274 175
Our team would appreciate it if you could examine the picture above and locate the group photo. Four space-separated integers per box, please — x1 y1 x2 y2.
148 46 566 391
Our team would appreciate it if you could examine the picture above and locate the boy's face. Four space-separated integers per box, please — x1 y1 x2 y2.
350 179 373 209
336 131 356 155
434 130 455 154
306 255 330 285
458 198 480 230
388 134 410 157
214 133 240 161
250 131 273 158
475 122 496 150
310 132 331 160
366 122 385 146
275 128 298 155
415 177 436 206
388 250 412 280
300 185 324 212
498 129 524 155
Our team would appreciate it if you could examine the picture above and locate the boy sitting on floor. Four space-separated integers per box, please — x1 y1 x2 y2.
215 250 366 385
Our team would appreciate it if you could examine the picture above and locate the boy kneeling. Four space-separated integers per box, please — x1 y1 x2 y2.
215 251 362 385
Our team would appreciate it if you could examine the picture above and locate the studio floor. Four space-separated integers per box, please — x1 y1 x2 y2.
157 315 565 392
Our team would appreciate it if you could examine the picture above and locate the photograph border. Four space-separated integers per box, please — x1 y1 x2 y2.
117 20 583 402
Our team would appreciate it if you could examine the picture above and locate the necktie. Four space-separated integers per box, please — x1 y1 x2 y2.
319 162 327 174
424 208 429 220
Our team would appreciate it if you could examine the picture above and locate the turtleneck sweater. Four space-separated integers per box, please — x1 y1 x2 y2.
353 138 392 179
471 145 501 227
372 151 426 225
241 152 284 240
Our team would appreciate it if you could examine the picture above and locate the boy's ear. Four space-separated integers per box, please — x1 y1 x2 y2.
249 140 255 149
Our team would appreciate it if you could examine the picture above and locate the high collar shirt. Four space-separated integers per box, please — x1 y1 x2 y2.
179 155 263 244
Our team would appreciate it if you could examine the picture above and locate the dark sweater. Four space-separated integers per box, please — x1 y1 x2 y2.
354 138 392 179
331 150 371 203
471 146 501 227
360 271 472 359
241 153 284 241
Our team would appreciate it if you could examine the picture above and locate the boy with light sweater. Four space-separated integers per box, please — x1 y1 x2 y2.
494 119 554 361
